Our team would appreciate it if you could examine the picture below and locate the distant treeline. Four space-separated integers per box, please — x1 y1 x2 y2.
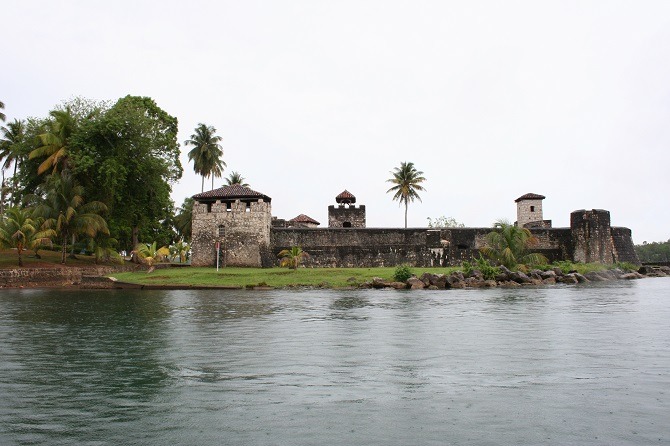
635 240 670 263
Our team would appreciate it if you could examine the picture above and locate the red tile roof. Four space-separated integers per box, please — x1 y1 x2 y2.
289 214 320 225
336 189 356 204
192 185 271 202
515 193 546 202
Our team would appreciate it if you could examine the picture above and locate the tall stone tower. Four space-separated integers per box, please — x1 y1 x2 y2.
191 185 273 267
515 193 551 228
570 209 614 263
328 190 366 228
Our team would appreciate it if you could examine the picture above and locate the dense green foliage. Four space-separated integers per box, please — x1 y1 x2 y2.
386 161 426 228
480 219 548 269
393 264 414 282
0 207 55 266
635 240 670 263
462 256 499 280
0 95 184 260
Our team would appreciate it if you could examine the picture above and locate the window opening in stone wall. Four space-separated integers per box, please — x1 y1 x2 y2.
218 225 226 237
207 203 212 213
245 202 250 213
226 202 232 212
530 206 535 212
343 221 352 228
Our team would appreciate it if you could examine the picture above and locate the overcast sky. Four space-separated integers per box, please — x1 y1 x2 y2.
3 1 670 242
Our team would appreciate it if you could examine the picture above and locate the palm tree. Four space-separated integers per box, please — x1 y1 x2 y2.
0 100 5 122
88 234 123 264
133 241 170 272
34 173 109 264
278 246 310 270
29 108 76 175
174 197 194 242
169 239 190 263
386 161 427 228
1 119 26 207
0 207 55 266
480 219 548 270
224 171 249 187
184 123 226 192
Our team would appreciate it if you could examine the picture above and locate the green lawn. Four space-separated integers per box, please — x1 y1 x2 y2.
110 266 460 289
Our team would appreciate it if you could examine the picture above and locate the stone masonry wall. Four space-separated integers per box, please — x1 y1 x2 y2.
517 198 544 228
191 199 272 267
271 227 574 267
328 205 366 228
570 209 614 263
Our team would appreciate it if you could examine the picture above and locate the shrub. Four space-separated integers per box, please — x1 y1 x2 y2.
394 264 413 282
475 255 499 281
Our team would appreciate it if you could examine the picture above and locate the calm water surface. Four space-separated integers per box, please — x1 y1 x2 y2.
1 279 669 445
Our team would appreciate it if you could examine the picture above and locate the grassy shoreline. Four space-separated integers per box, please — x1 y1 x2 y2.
110 266 459 289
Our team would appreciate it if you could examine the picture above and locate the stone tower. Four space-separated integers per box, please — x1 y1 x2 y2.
328 190 366 228
515 193 551 228
570 209 614 264
190 185 273 267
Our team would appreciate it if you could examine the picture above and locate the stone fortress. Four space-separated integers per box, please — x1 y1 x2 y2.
190 186 639 268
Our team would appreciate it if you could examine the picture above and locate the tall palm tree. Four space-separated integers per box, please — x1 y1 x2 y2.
0 119 26 207
480 219 548 269
174 197 194 242
0 207 55 266
35 173 109 264
224 171 249 187
184 123 226 192
386 161 427 228
29 108 76 175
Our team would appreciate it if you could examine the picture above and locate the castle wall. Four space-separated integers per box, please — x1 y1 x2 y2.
611 227 640 264
271 227 575 267
191 199 272 267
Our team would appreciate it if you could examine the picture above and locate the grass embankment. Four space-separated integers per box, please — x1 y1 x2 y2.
110 267 460 289
0 248 100 269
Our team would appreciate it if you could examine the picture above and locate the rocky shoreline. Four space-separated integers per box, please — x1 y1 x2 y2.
361 265 670 290
1 264 668 291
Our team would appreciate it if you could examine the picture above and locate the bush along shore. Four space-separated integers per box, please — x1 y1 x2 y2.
363 265 670 290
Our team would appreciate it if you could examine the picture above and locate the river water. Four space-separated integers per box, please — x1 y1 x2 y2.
1 279 669 445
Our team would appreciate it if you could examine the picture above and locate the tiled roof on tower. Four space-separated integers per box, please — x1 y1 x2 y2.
335 190 356 204
515 193 545 202
192 184 271 202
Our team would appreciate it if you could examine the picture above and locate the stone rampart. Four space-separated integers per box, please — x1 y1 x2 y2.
271 227 576 267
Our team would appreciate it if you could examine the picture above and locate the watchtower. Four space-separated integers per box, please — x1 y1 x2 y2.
515 193 551 228
328 190 366 228
190 185 273 267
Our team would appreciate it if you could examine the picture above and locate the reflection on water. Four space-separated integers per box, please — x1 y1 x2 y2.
1 280 669 445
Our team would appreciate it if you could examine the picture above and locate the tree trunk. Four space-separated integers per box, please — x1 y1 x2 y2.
61 235 67 264
201 176 204 193
404 202 408 229
12 161 18 206
17 247 23 267
211 175 214 191
132 226 139 249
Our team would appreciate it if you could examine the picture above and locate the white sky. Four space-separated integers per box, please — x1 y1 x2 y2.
3 1 670 242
